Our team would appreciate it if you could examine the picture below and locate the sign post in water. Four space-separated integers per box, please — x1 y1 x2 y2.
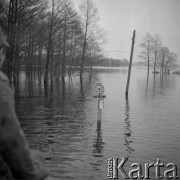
94 83 106 99
93 83 106 120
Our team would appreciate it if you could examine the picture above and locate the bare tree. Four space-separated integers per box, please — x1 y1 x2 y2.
79 0 99 76
86 36 103 74
0 0 8 30
165 52 177 73
159 46 170 74
2 0 47 86
139 33 178 75
44 0 55 86
1 0 105 92
139 33 154 75
61 1 76 78
152 34 162 73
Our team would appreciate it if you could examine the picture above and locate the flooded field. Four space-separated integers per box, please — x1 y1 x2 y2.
16 67 180 179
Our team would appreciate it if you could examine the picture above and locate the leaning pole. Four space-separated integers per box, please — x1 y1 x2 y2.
125 30 136 97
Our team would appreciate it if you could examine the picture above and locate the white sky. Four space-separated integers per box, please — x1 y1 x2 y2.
74 0 180 63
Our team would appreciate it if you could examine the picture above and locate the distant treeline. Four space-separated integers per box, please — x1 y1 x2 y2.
89 58 129 67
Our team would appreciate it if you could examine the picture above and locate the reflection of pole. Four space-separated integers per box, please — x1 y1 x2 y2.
97 109 102 121
93 114 104 154
124 96 134 153
125 30 136 97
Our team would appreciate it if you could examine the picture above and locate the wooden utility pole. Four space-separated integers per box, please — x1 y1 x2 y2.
125 30 136 97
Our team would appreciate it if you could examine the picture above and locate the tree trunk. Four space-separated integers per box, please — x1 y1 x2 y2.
154 51 157 72
80 14 88 76
62 12 67 79
44 0 54 86
80 34 87 76
147 54 149 75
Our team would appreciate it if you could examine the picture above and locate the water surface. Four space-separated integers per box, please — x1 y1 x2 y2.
16 67 180 179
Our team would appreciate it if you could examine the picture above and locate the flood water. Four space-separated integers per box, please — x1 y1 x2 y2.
15 67 180 179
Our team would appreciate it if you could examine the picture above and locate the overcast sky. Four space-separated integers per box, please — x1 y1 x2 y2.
75 0 180 63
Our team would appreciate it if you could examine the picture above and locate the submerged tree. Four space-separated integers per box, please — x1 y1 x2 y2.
3 0 47 85
159 46 170 74
0 0 8 30
151 34 162 73
139 33 178 75
139 33 154 75
44 0 55 86
165 52 177 73
1 0 106 92
78 0 100 76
